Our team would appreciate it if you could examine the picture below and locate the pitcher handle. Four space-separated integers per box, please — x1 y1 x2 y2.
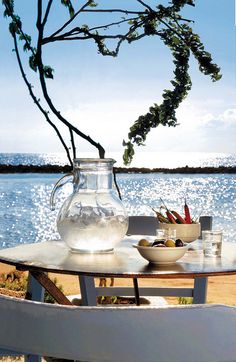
50 172 73 211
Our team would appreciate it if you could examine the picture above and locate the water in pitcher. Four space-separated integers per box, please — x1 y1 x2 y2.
57 206 128 252
51 159 128 252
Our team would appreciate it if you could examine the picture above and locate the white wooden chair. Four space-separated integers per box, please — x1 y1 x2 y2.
0 294 235 362
78 216 212 305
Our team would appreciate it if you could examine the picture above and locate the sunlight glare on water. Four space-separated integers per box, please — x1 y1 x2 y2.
120 174 236 242
0 173 235 248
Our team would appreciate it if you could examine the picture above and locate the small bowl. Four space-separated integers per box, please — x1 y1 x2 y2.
158 223 201 243
133 243 188 264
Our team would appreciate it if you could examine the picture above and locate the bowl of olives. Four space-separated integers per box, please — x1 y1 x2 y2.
133 237 188 264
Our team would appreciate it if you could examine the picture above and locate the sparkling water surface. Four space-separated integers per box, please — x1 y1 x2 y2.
0 172 235 248
1 151 236 168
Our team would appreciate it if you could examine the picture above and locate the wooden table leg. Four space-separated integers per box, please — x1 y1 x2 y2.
27 271 72 306
193 276 208 304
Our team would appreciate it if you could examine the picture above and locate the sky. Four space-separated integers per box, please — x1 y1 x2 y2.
0 0 235 165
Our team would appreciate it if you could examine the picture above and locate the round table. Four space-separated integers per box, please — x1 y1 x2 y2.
0 237 235 305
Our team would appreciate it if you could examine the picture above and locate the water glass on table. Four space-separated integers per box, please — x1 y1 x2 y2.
156 228 176 241
202 230 223 257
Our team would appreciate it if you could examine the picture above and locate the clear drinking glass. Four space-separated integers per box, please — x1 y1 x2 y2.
156 229 166 242
51 158 128 253
202 230 223 257
164 228 176 241
156 228 176 242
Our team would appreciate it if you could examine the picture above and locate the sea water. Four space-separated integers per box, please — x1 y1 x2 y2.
0 153 235 249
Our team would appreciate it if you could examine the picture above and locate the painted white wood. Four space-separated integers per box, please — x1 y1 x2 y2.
79 275 97 305
193 277 208 304
8 271 46 362
95 286 193 297
27 272 45 302
0 295 236 362
199 216 213 238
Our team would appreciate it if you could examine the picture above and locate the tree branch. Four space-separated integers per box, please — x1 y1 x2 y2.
81 8 143 15
12 32 73 167
69 128 76 159
136 0 154 12
36 1 105 158
49 0 92 39
42 0 53 27
42 15 142 45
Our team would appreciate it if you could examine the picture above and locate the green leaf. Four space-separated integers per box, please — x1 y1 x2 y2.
172 36 181 45
8 16 22 35
2 0 14 17
9 21 17 35
88 0 97 7
60 0 75 18
29 54 37 72
43 65 54 79
19 33 31 51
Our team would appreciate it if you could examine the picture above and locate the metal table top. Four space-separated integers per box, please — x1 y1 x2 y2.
0 237 236 278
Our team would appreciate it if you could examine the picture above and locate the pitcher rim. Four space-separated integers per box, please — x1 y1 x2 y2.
73 158 115 164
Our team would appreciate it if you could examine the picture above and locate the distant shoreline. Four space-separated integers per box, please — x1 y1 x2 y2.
0 164 236 174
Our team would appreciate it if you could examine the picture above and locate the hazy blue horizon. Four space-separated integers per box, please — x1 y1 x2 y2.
0 151 235 169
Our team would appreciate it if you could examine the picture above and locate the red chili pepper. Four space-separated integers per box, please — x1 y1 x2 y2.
152 209 170 223
184 200 191 224
160 198 177 224
171 210 187 224
166 211 177 224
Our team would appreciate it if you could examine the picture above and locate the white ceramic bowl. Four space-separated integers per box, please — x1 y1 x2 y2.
133 243 188 264
158 223 201 243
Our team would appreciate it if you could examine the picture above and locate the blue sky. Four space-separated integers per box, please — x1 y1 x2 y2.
0 0 235 163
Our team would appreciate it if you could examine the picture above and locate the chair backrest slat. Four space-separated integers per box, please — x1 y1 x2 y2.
127 216 158 236
127 215 213 238
0 295 236 362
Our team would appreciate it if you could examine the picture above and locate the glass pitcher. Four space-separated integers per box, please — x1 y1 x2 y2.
50 158 128 253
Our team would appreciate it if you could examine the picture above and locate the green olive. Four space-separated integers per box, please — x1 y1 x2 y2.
165 239 176 247
138 239 150 247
